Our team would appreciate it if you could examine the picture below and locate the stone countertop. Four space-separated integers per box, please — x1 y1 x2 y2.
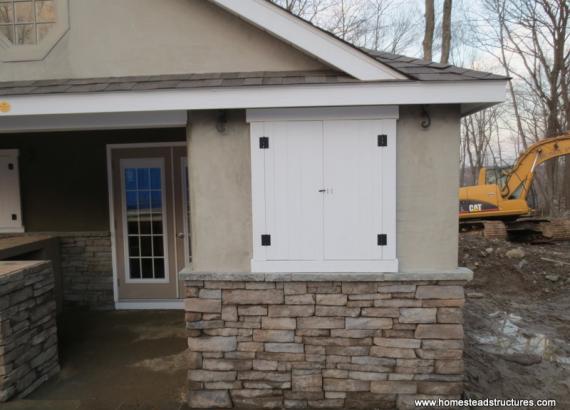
0 234 54 251
0 260 48 278
179 267 473 282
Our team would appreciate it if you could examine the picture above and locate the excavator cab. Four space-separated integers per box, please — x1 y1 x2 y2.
478 166 509 187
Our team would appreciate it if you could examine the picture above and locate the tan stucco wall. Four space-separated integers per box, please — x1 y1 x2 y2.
188 111 252 272
0 0 328 82
0 129 186 231
189 106 461 273
397 105 460 272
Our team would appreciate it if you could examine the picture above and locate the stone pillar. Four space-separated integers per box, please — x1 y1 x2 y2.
183 274 467 409
0 261 60 402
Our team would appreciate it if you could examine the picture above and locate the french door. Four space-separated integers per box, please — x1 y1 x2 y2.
110 145 189 300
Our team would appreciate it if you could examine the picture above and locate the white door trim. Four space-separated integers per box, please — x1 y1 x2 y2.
106 142 186 306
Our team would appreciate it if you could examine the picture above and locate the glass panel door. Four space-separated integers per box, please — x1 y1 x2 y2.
122 160 168 282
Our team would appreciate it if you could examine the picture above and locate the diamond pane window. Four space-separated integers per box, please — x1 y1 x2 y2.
0 0 56 45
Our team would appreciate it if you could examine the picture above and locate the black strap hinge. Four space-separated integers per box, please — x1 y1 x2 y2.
377 234 387 246
261 234 271 246
259 137 269 149
377 134 387 147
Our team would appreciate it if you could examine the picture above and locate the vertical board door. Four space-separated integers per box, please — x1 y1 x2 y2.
323 120 383 260
263 121 324 261
0 151 23 232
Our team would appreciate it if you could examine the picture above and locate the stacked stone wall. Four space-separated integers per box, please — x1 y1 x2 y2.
59 232 113 310
184 279 466 409
0 261 59 402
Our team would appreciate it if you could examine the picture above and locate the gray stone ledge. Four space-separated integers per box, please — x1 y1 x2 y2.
179 267 473 283
0 260 51 280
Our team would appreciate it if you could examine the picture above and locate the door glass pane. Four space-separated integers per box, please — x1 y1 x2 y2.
124 165 166 280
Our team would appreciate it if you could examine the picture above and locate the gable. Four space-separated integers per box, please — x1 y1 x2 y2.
0 0 330 82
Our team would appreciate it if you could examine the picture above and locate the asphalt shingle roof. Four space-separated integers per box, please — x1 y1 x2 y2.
0 1 507 97
366 50 507 81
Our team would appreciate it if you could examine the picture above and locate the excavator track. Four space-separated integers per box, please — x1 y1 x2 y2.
460 218 570 243
459 220 507 240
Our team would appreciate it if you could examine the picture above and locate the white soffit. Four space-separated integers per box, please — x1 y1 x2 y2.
209 0 406 81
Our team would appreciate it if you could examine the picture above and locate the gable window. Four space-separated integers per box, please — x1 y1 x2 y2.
247 107 398 273
0 0 56 45
0 0 67 62
0 150 24 233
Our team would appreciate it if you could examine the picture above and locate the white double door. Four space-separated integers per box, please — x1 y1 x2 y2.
256 119 396 264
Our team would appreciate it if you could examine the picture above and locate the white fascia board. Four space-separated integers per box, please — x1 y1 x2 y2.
0 81 507 121
209 0 406 81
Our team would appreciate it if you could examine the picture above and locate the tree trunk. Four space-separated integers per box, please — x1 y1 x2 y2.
440 0 452 64
422 0 435 61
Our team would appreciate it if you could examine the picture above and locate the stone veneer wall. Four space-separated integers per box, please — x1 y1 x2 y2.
0 261 60 402
0 232 114 310
58 232 114 310
184 279 466 409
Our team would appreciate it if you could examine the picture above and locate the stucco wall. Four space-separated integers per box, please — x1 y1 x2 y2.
397 105 460 272
0 0 328 82
188 111 253 272
188 106 461 273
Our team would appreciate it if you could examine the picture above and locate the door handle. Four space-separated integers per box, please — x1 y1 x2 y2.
318 189 326 193
177 232 185 239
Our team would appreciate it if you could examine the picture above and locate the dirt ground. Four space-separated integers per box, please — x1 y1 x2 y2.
461 235 570 409
3 310 189 410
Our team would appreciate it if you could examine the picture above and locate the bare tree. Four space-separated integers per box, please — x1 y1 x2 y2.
271 0 332 23
470 0 570 215
460 104 505 186
440 0 453 64
423 0 435 61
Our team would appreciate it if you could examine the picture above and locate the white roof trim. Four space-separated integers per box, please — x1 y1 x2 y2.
0 80 507 129
209 0 406 81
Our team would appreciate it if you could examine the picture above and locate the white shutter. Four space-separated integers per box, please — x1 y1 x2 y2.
263 121 323 261
0 150 24 233
323 120 383 260
248 107 398 273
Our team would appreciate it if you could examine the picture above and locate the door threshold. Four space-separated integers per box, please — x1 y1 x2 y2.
115 299 184 310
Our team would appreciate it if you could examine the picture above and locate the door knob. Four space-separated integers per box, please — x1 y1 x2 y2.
177 232 185 239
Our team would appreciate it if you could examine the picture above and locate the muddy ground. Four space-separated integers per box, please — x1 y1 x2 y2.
460 235 570 409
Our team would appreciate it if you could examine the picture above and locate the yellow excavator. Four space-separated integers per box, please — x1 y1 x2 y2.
459 133 570 241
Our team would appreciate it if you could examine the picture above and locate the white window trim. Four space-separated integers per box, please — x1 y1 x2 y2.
247 106 398 273
0 0 69 62
0 149 24 233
